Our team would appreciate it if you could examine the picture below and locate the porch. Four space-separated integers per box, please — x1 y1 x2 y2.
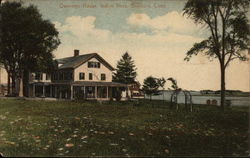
29 81 128 100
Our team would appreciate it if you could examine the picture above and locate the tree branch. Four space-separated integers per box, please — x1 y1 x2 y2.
218 6 226 65
206 16 222 62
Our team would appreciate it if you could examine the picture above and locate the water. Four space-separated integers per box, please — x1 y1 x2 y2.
145 91 250 106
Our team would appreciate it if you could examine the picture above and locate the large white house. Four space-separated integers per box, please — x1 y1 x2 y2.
1 50 128 100
0 65 8 96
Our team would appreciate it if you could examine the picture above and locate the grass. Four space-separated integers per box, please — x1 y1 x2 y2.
0 98 249 157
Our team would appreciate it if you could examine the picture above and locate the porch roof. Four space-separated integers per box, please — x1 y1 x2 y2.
30 82 51 86
72 81 127 87
31 81 127 87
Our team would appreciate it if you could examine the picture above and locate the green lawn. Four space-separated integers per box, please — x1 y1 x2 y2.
0 99 248 157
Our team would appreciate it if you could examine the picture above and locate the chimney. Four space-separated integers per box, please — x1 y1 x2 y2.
74 49 79 56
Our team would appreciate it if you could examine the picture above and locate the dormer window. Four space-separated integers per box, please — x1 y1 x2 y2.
88 61 100 68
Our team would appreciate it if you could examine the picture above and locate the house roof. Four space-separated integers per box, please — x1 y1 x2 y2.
56 53 115 70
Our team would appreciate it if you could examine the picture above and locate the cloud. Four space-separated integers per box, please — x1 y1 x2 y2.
54 16 111 40
127 11 202 35
52 13 249 91
53 14 203 58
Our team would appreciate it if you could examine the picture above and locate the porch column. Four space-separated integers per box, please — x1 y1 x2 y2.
95 86 97 99
106 86 109 99
110 87 113 99
55 86 57 98
59 87 62 99
70 85 73 100
33 85 35 97
50 85 52 97
42 85 45 97
84 86 86 98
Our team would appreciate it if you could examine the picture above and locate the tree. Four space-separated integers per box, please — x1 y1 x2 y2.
113 52 137 84
183 0 249 110
113 52 137 98
167 77 179 91
142 76 159 101
0 1 60 96
167 77 184 110
157 77 166 101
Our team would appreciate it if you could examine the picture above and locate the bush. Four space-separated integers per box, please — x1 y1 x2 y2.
5 93 18 97
133 100 141 106
113 88 122 101
74 93 86 101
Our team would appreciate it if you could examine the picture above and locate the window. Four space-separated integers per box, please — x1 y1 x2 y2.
59 72 63 80
101 74 106 81
53 73 58 80
88 61 100 68
59 72 73 80
79 72 85 80
46 74 51 80
62 73 65 80
63 72 67 80
70 72 73 80
64 72 71 80
89 73 93 80
35 73 43 80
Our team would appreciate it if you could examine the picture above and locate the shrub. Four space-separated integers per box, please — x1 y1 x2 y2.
74 93 86 101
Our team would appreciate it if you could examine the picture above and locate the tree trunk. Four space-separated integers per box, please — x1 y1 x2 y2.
126 86 129 98
162 89 165 102
23 70 29 97
7 72 10 95
19 72 23 97
220 65 226 111
11 75 16 95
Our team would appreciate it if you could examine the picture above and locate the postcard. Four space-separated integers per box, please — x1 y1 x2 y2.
0 0 249 157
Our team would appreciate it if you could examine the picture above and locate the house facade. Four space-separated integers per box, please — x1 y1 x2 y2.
0 65 8 96
28 50 127 100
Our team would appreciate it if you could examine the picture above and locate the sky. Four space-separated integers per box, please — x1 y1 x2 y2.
19 0 249 91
